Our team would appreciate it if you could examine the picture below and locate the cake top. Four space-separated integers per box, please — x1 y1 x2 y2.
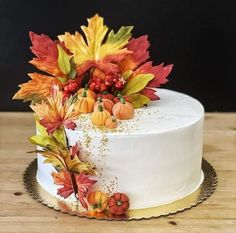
68 89 204 136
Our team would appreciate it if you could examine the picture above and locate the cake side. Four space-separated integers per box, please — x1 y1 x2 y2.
36 89 204 209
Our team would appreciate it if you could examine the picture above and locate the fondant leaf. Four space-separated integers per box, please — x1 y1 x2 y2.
140 88 160 100
30 87 80 135
41 148 67 169
129 93 151 108
52 127 67 148
29 31 62 76
36 120 48 136
29 135 59 148
57 45 71 75
13 73 61 103
122 70 133 80
75 172 97 209
119 35 150 72
64 152 96 175
121 73 154 96
58 14 133 75
51 169 74 198
134 62 173 88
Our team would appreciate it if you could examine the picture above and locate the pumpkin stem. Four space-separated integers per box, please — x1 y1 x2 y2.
82 89 87 97
84 84 88 90
111 116 116 122
98 105 103 112
97 97 103 103
117 94 126 104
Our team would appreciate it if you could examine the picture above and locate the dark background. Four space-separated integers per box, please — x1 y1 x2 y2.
0 0 235 111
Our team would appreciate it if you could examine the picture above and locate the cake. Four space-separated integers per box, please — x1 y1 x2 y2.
13 14 204 216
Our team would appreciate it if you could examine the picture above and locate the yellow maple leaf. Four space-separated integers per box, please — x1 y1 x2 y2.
58 14 133 74
13 73 61 102
41 146 96 175
30 87 81 134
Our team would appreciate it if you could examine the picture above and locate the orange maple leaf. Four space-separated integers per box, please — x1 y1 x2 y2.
51 169 74 198
52 169 96 209
30 87 80 134
13 73 61 102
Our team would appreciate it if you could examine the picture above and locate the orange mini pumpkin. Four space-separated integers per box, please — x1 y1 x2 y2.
105 116 118 129
91 105 111 126
94 97 114 114
87 191 108 213
108 192 130 215
112 95 134 120
77 86 96 99
75 90 95 113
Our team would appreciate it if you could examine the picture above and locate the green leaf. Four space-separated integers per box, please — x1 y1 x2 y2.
68 59 77 79
121 73 154 96
36 120 48 136
122 70 133 80
57 45 71 75
106 26 133 46
129 93 151 108
57 76 68 83
52 127 67 148
29 135 59 148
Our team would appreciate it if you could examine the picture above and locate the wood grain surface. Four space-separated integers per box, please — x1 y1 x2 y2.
0 112 235 233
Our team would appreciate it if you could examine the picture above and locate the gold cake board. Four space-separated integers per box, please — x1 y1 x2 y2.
23 158 217 220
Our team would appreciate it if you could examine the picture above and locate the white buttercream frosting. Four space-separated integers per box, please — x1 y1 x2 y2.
36 88 204 209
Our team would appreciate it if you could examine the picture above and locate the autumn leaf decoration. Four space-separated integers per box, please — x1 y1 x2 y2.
30 86 80 135
13 14 173 108
58 14 133 75
13 31 73 103
30 119 97 209
119 36 173 104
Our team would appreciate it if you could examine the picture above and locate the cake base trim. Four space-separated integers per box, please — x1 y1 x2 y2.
23 158 217 220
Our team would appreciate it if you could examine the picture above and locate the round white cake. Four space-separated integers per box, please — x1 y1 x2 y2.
37 88 204 209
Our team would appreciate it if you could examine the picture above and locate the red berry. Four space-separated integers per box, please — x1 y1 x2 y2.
105 75 113 83
64 85 70 93
100 84 107 92
62 92 70 102
95 78 102 84
113 77 119 83
105 81 112 87
68 82 78 92
95 84 101 91
115 82 124 90
89 82 96 91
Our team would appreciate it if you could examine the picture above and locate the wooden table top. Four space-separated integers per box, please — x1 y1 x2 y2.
0 112 235 233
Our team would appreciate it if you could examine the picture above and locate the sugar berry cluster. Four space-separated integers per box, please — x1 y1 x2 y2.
63 80 79 99
89 74 125 93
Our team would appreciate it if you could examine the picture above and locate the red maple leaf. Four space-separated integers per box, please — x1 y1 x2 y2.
134 61 174 88
140 88 160 101
29 31 62 76
51 169 74 198
75 173 97 209
70 142 80 159
120 35 150 72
